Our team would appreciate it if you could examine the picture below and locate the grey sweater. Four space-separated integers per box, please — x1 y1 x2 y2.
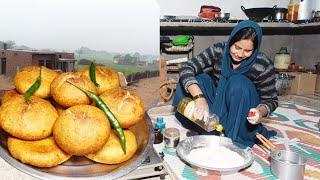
179 42 278 115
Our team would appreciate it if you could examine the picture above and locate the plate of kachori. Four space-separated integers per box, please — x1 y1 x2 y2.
0 65 154 179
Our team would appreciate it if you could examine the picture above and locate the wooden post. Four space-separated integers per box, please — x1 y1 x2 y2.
159 56 166 103
159 56 166 85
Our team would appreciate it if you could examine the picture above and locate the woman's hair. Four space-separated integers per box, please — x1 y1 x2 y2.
229 27 258 50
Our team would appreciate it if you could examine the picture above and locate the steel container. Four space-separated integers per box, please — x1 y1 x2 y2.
270 150 307 180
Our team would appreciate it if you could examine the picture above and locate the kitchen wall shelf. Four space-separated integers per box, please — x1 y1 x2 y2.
160 22 320 35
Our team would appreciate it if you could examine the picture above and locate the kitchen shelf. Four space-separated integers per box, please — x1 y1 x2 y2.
161 22 320 28
160 22 320 35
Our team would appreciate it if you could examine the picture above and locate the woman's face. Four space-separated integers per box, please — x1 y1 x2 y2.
229 39 254 63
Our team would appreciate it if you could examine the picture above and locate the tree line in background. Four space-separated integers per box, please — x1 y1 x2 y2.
0 40 32 50
75 46 158 64
1 40 159 77
0 41 158 65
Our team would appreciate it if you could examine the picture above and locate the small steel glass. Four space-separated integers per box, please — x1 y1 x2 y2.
163 128 180 149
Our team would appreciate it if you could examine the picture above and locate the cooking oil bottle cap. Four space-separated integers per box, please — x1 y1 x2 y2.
155 116 166 130
216 124 223 133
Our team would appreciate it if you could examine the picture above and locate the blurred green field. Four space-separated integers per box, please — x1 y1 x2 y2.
76 57 158 76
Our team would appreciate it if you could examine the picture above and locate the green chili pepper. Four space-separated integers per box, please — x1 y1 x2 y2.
66 80 126 154
90 60 100 87
24 67 42 104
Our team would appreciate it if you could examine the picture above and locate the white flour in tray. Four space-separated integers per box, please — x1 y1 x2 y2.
187 146 245 168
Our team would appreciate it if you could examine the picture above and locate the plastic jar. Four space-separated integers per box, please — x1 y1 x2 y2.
288 0 300 21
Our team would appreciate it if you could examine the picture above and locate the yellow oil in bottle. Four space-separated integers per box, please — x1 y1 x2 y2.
177 97 221 132
177 97 196 121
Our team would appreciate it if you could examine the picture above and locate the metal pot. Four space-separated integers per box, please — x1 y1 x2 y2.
215 13 230 21
241 5 277 22
275 73 295 96
269 8 288 20
271 150 307 180
313 11 320 18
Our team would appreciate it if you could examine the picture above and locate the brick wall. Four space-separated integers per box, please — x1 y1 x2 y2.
4 50 33 77
0 50 75 78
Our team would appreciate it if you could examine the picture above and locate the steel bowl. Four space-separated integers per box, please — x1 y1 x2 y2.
176 135 254 174
271 150 307 180
0 113 154 180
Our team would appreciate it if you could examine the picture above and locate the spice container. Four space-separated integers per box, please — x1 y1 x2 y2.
163 128 180 149
176 97 220 132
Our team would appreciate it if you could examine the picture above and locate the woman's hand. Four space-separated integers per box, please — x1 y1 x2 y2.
193 97 209 121
247 108 263 124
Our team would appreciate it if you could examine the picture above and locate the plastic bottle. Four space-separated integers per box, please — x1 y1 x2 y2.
155 116 166 132
154 116 166 144
176 97 221 132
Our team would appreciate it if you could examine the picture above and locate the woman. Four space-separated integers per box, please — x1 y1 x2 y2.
173 20 277 147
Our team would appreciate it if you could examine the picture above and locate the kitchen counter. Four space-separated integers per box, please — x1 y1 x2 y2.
150 101 320 179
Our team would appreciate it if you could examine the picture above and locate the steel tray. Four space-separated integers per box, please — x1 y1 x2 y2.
0 113 154 180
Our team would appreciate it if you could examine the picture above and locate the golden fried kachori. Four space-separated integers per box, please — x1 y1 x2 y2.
85 130 137 164
0 95 58 140
53 105 111 155
50 72 97 107
7 136 71 168
1 89 19 105
14 66 58 99
80 66 120 95
100 88 144 128
55 104 65 116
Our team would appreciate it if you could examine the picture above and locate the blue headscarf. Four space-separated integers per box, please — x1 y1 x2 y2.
213 20 262 117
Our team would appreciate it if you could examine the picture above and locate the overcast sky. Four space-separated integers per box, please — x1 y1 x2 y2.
0 0 160 55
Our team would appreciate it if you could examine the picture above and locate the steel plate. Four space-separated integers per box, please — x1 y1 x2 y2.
0 113 154 180
176 135 254 174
